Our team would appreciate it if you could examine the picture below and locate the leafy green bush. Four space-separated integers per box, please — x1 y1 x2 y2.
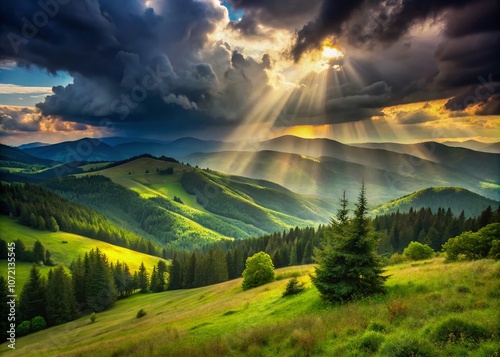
16 321 31 337
430 317 490 345
90 312 96 323
30 316 46 332
282 277 305 297
136 309 147 318
379 334 436 357
388 253 408 265
443 223 500 261
357 331 385 353
242 252 275 290
402 241 434 260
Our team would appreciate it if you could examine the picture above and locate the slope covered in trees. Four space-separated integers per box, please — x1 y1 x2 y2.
0 183 161 256
372 187 499 217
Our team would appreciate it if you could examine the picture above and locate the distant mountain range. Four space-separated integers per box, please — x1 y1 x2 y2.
372 187 499 217
352 141 499 181
442 140 500 153
5 135 499 204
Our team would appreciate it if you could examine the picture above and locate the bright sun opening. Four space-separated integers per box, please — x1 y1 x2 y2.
322 46 343 59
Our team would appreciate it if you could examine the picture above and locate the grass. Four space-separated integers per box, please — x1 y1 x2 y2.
2 257 498 356
0 216 167 289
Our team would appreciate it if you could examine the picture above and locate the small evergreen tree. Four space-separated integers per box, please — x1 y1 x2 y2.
33 240 45 263
312 186 387 302
138 262 149 293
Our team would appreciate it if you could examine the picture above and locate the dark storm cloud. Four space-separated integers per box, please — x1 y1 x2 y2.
0 0 278 135
227 0 322 36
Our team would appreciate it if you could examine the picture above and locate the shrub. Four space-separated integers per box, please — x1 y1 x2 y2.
136 309 147 318
402 241 434 261
367 322 386 332
30 316 46 332
489 240 500 260
17 321 31 337
388 253 408 265
282 277 305 297
379 334 436 357
456 285 471 294
242 252 275 290
443 223 500 261
90 312 96 323
357 331 385 353
430 317 490 345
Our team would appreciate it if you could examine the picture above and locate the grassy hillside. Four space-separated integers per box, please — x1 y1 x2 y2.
0 216 166 289
373 187 500 217
3 258 499 356
68 157 330 245
184 150 448 206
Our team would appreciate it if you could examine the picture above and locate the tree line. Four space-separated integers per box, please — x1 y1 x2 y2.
1 248 165 339
0 238 55 266
0 182 163 257
163 204 500 290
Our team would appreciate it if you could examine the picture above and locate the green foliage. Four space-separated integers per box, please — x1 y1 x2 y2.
388 252 408 265
443 223 500 260
357 331 385 353
30 316 47 332
1 182 158 256
379 334 437 357
138 262 149 293
136 309 147 318
282 277 305 297
242 252 275 290
367 322 386 333
16 321 31 337
19 264 46 321
430 317 490 345
46 266 77 326
84 248 117 312
312 187 387 302
90 312 96 323
402 241 434 260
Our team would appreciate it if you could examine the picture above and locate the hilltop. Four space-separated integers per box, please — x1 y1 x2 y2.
372 187 500 217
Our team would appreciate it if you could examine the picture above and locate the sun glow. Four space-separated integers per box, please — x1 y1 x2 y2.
322 46 343 60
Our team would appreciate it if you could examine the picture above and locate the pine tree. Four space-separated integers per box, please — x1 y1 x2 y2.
48 216 59 232
84 249 117 312
19 264 47 320
138 262 149 293
312 185 387 302
33 240 45 263
149 267 158 292
168 254 182 290
45 266 77 325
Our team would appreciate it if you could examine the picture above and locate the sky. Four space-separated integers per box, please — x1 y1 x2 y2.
0 0 499 146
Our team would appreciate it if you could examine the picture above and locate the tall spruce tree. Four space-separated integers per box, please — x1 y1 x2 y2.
45 266 77 325
85 248 117 312
312 186 387 302
137 261 149 293
19 264 47 320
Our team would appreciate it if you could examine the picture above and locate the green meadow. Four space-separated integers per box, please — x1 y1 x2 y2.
2 257 498 356
0 216 166 289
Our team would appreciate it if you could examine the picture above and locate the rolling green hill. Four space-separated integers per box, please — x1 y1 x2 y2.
372 187 500 217
2 258 498 356
43 157 332 248
0 216 166 289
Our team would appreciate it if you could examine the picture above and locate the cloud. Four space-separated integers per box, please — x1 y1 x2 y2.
394 111 438 125
0 83 53 94
0 105 88 133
